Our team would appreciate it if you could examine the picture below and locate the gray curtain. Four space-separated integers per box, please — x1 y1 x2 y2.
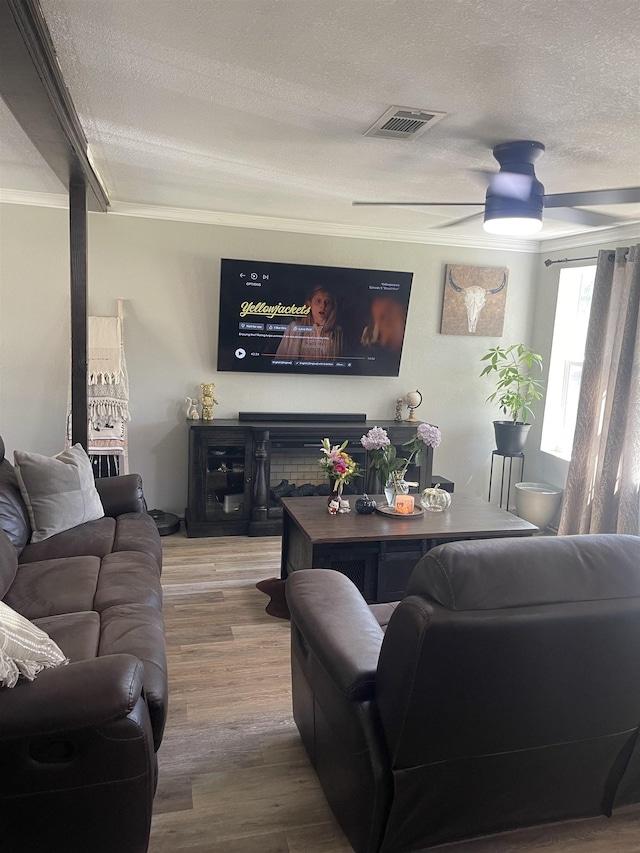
558 245 640 536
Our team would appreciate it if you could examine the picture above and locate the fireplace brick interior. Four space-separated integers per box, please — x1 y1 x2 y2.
270 451 325 488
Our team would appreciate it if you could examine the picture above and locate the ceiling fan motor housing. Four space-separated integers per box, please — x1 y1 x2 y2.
485 140 546 224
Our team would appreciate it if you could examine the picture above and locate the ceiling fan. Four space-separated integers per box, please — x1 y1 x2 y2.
353 140 640 236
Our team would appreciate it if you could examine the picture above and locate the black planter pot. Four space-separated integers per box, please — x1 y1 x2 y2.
493 420 531 455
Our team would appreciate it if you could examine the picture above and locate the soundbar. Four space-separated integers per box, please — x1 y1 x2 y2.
238 412 367 423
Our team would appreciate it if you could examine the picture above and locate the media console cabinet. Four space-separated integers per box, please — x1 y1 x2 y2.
185 413 434 537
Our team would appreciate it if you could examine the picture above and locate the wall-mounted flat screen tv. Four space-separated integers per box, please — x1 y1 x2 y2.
217 258 413 377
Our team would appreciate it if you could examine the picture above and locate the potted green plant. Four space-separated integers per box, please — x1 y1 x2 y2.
480 344 544 454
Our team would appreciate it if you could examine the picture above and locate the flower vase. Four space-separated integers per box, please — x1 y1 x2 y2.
328 482 342 514
384 472 409 509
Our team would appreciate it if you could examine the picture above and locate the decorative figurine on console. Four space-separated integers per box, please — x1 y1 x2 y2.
185 397 200 419
200 383 219 420
394 398 404 421
405 390 423 423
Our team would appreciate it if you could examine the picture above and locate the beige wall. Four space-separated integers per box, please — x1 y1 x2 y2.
1 201 541 514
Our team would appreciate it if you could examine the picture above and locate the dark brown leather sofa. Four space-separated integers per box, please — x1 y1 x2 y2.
287 534 640 852
0 437 167 853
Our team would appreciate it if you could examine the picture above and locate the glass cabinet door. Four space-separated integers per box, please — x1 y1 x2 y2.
203 438 251 521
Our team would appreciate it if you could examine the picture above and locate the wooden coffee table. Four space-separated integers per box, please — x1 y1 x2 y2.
280 494 538 603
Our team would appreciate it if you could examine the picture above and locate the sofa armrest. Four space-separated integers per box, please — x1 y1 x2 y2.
0 654 144 738
286 569 384 701
96 474 146 516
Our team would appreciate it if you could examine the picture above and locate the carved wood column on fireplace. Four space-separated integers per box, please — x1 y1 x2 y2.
253 430 269 524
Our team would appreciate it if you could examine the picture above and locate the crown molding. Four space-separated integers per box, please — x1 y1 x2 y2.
105 200 544 252
539 221 640 253
3 188 637 253
0 188 69 208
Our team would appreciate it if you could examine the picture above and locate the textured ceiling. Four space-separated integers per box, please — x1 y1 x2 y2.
2 0 639 241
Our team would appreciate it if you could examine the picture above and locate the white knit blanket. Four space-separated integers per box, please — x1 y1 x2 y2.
88 316 122 384
88 343 130 430
66 317 130 447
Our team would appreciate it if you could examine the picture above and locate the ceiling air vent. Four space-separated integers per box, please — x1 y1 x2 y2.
364 106 447 140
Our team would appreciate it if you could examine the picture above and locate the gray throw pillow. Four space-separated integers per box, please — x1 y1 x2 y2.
14 444 104 543
0 599 68 687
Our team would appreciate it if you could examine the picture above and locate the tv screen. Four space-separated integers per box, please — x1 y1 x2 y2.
217 259 413 377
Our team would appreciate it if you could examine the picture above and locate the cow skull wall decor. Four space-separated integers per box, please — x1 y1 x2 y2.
440 264 509 336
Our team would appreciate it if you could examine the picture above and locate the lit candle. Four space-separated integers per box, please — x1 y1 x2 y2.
395 494 414 514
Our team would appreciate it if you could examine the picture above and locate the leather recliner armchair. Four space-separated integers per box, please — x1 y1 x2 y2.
286 534 640 852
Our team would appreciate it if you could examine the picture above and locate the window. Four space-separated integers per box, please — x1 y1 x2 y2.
540 265 596 460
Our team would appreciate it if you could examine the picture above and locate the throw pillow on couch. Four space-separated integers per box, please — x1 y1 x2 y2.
13 443 104 542
0 598 68 687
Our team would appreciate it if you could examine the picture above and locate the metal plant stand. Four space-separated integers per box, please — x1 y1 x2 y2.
488 451 525 512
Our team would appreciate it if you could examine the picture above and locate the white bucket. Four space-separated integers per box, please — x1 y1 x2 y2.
514 482 563 530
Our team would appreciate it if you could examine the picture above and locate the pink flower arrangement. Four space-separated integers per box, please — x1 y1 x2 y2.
318 438 362 495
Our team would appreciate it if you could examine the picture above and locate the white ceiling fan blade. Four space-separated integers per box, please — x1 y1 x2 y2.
544 187 640 208
543 207 622 228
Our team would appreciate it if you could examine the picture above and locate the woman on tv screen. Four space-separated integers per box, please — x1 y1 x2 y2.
276 285 343 359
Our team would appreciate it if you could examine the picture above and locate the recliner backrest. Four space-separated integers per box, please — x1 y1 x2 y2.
404 533 640 610
374 535 640 850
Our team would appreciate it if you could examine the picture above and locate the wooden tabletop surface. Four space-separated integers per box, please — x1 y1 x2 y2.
280 494 538 544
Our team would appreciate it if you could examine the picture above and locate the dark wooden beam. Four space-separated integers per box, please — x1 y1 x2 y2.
0 0 109 212
0 0 112 450
69 179 88 449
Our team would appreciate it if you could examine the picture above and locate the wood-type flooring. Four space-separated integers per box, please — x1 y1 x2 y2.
149 531 640 852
